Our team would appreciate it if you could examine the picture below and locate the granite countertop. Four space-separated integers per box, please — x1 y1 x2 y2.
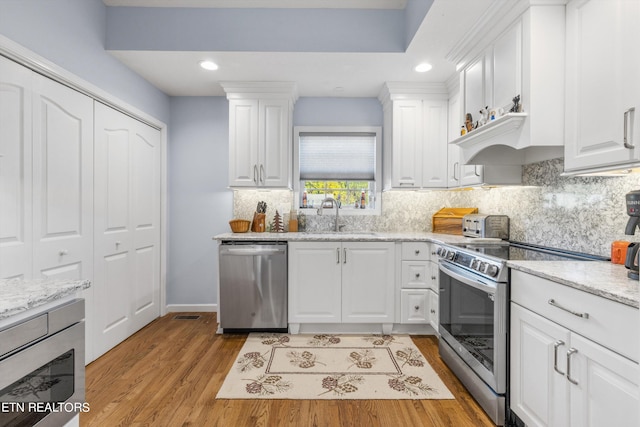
213 231 503 245
508 260 639 308
0 278 91 320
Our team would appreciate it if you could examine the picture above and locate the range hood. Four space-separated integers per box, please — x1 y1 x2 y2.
450 113 564 166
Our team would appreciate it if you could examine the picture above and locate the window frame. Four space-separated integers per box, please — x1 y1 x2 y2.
293 126 382 216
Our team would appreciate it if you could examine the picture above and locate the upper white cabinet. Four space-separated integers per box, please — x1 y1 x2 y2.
379 83 449 189
222 82 297 188
446 79 522 187
450 1 566 166
564 0 640 173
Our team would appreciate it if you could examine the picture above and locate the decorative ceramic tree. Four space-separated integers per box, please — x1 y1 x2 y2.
273 210 284 233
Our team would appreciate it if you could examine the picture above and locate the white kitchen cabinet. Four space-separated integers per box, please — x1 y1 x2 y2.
0 55 32 280
452 3 565 166
379 84 449 189
447 77 522 187
93 102 162 360
223 83 297 188
510 270 639 427
564 0 640 173
398 242 438 332
288 241 395 330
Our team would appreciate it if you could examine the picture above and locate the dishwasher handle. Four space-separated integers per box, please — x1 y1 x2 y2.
220 245 286 256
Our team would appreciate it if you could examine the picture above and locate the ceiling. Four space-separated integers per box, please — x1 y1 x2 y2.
104 0 494 97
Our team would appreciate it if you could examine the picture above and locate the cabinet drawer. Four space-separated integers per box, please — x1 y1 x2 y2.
400 289 429 324
401 242 431 261
511 270 638 362
401 261 429 288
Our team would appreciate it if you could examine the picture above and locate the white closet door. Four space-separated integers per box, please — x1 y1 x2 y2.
0 56 32 279
129 117 161 332
93 102 134 359
93 103 161 359
31 74 93 282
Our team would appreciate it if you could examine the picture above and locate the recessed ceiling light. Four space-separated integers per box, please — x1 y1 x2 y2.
199 60 219 71
415 63 432 73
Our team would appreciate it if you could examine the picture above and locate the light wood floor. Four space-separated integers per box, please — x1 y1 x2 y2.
82 313 495 427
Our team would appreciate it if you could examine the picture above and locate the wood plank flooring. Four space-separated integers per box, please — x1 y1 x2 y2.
82 313 495 427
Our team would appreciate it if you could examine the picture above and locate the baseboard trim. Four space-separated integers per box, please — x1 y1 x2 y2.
165 304 217 313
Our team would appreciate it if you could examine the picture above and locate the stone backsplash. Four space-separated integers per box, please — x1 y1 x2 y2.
233 158 640 257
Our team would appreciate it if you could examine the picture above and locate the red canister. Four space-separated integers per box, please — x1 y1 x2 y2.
611 240 630 264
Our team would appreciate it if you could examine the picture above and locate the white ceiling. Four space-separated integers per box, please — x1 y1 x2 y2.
105 0 493 97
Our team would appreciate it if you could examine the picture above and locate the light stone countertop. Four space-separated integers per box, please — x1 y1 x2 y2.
0 278 91 320
213 231 503 245
216 231 639 309
508 260 639 308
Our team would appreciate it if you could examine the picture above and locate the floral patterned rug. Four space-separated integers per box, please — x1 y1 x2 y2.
216 333 454 400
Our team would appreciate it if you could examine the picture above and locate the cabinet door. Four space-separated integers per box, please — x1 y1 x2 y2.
422 100 448 188
459 164 484 187
463 53 489 125
228 99 259 186
493 20 522 112
0 56 32 279
93 103 161 360
259 99 290 187
391 100 423 188
342 242 395 323
511 303 570 427
31 74 93 282
569 333 639 427
288 242 341 323
564 0 640 171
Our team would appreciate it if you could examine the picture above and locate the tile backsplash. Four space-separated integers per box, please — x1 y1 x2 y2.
233 158 640 257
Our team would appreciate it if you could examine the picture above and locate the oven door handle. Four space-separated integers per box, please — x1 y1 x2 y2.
439 261 496 295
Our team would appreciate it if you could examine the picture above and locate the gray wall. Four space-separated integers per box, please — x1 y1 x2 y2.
0 0 170 122
167 97 232 306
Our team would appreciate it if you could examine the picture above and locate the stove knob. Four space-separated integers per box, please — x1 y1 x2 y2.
477 261 487 272
446 251 455 261
470 259 478 269
436 247 444 257
486 264 499 277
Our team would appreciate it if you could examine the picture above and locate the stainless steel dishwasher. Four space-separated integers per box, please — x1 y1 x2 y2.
219 241 288 332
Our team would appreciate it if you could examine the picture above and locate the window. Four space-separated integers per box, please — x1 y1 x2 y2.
294 127 382 215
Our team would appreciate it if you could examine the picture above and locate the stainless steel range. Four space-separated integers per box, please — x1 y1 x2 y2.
435 241 607 426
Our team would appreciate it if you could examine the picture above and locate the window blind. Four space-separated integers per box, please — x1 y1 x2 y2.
299 134 376 180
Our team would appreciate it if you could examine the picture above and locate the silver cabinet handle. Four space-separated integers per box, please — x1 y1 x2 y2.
453 162 459 181
624 107 635 149
253 164 258 184
336 248 340 264
474 165 481 177
414 305 420 311
343 248 347 264
430 309 436 314
567 348 579 385
415 249 420 255
415 273 420 278
259 164 265 183
59 249 68 256
553 340 565 376
548 299 589 319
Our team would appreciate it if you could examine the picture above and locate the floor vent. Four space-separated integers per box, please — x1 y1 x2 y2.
173 315 201 320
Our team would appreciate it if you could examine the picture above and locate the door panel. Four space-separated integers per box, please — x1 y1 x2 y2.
0 56 32 279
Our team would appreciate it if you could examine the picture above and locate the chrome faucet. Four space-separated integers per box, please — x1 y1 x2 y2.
319 197 340 232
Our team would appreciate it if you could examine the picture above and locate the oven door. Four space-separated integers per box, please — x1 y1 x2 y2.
439 260 506 394
0 321 85 427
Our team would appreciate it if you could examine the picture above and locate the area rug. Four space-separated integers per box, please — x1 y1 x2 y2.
216 333 454 400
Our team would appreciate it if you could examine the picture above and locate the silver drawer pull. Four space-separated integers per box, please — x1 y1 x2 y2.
553 340 565 376
548 299 589 319
567 348 579 385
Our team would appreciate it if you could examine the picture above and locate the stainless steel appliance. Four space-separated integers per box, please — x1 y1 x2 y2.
219 241 288 332
0 299 85 427
462 214 510 239
436 241 607 426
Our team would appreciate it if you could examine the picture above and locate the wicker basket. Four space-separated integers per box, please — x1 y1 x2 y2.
229 219 251 233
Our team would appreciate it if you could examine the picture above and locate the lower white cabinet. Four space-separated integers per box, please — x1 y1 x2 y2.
398 242 438 331
288 241 395 328
510 270 639 427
